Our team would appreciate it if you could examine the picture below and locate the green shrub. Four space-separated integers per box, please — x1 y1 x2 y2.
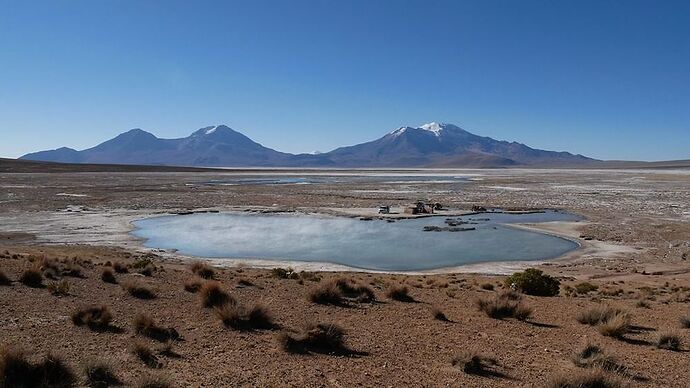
505 269 560 296
574 282 598 294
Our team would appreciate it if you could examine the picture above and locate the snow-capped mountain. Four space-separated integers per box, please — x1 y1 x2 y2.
323 122 594 167
20 122 595 167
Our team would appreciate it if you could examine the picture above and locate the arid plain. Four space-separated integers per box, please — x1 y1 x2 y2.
1 165 689 387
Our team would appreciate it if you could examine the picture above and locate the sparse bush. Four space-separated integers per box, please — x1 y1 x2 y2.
278 323 348 354
199 281 232 308
101 269 117 284
47 279 70 296
546 368 624 388
571 343 622 372
190 262 214 279
574 282 599 294
113 262 128 273
271 267 299 279
183 278 202 293
505 268 560 296
480 283 495 291
597 313 631 338
576 305 623 326
62 261 84 278
215 303 274 330
386 284 414 302
680 316 690 328
131 342 162 369
19 267 43 288
139 265 155 277
71 305 113 330
309 278 375 305
123 281 156 299
309 281 343 305
476 291 532 320
0 346 76 388
132 257 153 269
84 361 120 388
657 333 682 351
432 307 449 322
635 299 650 308
137 374 172 388
237 278 254 287
0 270 10 285
451 350 498 375
133 313 180 342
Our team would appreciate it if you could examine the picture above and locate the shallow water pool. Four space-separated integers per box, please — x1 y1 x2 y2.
131 211 581 271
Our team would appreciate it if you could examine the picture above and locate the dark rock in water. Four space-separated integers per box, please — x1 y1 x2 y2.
423 226 475 232
472 205 487 212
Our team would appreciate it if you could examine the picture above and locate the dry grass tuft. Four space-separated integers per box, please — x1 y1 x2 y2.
71 305 113 330
199 281 233 308
123 281 156 299
101 268 117 284
136 374 172 388
545 368 625 388
0 346 76 388
19 267 43 288
680 316 690 329
576 305 623 326
190 261 215 279
278 323 349 354
571 343 623 372
214 303 275 331
0 270 10 286
133 313 180 342
656 333 682 351
451 350 498 375
309 278 375 305
112 262 128 274
131 342 162 369
47 279 70 296
84 360 120 388
183 278 202 293
597 313 631 338
432 307 450 322
475 291 532 320
386 284 414 302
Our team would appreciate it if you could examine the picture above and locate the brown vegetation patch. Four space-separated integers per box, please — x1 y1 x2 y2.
278 323 352 355
545 368 625 388
0 346 76 388
19 267 43 288
190 262 215 279
84 360 120 388
199 281 233 308
386 284 414 302
214 303 275 331
123 281 156 300
101 268 117 284
71 305 113 331
476 291 532 320
133 313 180 342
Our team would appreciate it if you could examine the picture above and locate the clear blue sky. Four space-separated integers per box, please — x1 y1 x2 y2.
1 0 689 161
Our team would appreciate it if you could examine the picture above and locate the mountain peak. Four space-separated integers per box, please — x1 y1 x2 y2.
193 125 236 137
419 122 445 136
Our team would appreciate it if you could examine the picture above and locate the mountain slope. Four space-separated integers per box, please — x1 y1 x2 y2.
20 122 596 167
323 122 594 167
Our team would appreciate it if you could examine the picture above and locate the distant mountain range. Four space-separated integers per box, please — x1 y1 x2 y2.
20 122 596 168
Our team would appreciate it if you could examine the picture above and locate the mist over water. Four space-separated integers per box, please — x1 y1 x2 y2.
132 211 580 271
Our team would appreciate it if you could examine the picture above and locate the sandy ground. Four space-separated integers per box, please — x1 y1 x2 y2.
1 168 690 386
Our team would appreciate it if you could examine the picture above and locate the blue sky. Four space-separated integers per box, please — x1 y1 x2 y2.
1 0 688 161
